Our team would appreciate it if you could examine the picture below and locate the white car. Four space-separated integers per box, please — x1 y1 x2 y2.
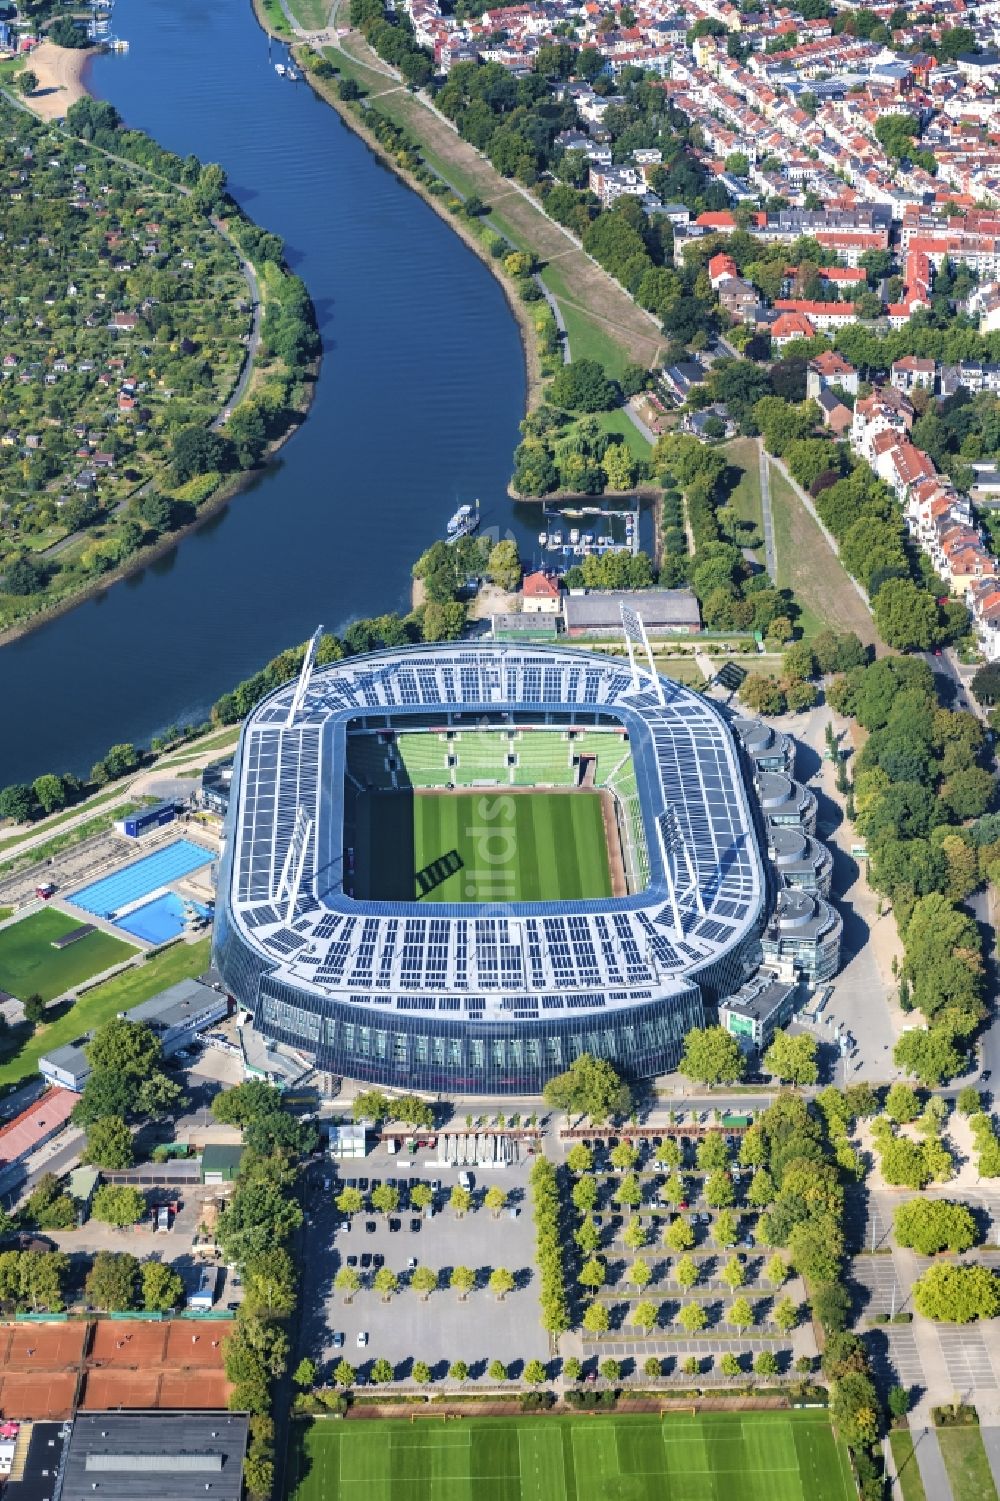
356 1331 368 1348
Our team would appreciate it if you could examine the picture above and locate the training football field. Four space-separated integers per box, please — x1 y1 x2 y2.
355 790 612 903
286 1411 857 1501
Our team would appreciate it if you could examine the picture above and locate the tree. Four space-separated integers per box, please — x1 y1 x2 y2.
20 1175 76 1231
489 1267 515 1301
885 1083 921 1124
333 1359 356 1387
623 1216 647 1252
410 1266 438 1300
549 358 620 413
721 1255 745 1292
728 1296 754 1332
293 1357 317 1389
335 1267 361 1302
524 1359 547 1385
765 1254 788 1288
410 1183 433 1212
566 1143 593 1174
582 1300 610 1336
665 1216 695 1253
773 1296 799 1333
84 1116 133 1169
17 70 38 96
449 1185 472 1217
371 1184 399 1216
370 1358 394 1384
542 1054 631 1122
91 1184 146 1228
141 1259 184 1312
87 1018 161 1077
713 1210 738 1248
697 1134 730 1172
873 579 939 652
23 994 45 1026
675 1253 699 1290
754 1349 779 1377
572 1177 598 1216
373 1267 398 1302
704 1170 735 1209
678 1301 707 1333
894 1199 978 1256
660 1173 688 1208
763 1031 818 1086
610 1141 638 1172
579 1257 606 1292
632 1299 658 1334
484 1186 507 1218
337 1187 364 1217
679 1026 746 1086
171 425 233 484
721 1352 741 1379
488 1359 508 1382
85 1251 139 1312
449 1360 469 1383
893 1028 962 1088
888 1385 910 1421
450 1265 476 1299
0 784 35 823
628 1257 652 1290
32 774 67 815
486 540 521 591
599 1357 621 1383
411 1360 432 1386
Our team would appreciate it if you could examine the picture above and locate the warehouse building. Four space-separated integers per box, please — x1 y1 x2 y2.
60 1412 248 1501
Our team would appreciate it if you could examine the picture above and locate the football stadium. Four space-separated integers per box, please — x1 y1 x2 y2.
212 641 771 1094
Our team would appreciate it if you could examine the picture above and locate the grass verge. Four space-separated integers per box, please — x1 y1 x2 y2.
936 1425 999 1501
889 1428 928 1501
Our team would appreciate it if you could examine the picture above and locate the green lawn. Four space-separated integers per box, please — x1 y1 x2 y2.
287 0 330 25
0 936 211 1090
721 436 764 561
596 408 652 461
936 1426 999 1501
287 1411 857 1501
355 790 612 903
889 1428 928 1501
538 262 632 378
0 909 135 1005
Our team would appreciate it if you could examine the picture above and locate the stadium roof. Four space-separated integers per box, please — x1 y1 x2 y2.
220 644 766 1021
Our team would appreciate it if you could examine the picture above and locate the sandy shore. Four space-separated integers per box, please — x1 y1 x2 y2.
21 42 96 121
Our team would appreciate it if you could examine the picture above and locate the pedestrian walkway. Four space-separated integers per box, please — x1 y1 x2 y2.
909 1423 954 1501
981 1426 1000 1497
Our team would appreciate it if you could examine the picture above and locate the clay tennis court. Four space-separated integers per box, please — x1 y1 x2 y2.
0 1372 77 1420
0 1323 87 1369
0 1319 232 1417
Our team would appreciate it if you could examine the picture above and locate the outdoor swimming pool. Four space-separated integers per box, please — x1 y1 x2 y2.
71 838 214 922
115 892 213 945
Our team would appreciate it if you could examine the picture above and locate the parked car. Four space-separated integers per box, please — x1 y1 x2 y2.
357 1332 368 1348
373 1254 384 1269
388 1218 400 1232
365 1221 376 1234
347 1255 358 1268
333 1332 344 1349
407 1257 418 1271
361 1253 372 1269
410 1218 421 1232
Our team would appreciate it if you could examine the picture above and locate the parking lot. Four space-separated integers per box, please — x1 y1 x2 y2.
304 1155 550 1380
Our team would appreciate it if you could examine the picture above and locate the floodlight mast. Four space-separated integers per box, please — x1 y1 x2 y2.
656 806 705 940
619 603 666 705
285 624 324 729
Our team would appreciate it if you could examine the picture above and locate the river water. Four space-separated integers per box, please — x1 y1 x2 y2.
0 0 529 785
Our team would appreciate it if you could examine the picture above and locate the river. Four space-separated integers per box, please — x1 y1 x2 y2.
0 0 529 786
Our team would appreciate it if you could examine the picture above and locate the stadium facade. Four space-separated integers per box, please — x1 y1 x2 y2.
213 642 774 1094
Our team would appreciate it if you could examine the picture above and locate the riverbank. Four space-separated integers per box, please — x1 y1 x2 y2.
0 77 318 647
20 41 95 120
0 365 316 650
286 36 544 410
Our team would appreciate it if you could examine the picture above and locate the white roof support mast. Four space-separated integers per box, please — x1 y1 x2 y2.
285 624 324 729
619 603 666 705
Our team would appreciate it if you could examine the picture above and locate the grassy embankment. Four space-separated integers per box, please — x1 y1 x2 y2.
767 458 880 646
0 935 211 1090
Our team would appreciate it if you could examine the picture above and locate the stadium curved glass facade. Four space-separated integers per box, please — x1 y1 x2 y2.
213 643 769 1093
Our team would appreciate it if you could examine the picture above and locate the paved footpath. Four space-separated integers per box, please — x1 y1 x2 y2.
982 1427 1000 1496
909 1422 954 1501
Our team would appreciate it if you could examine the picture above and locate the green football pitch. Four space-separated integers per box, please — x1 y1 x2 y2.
0 907 135 1003
353 790 612 903
286 1411 858 1501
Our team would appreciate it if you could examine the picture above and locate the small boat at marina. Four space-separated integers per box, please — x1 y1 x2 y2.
445 500 480 542
286 67 299 80
275 62 287 75
538 531 547 546
548 531 563 548
569 528 580 545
